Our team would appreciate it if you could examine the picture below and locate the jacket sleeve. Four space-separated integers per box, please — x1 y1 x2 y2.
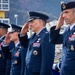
20 47 27 75
50 26 63 44
2 46 10 59
18 34 28 47
40 33 55 75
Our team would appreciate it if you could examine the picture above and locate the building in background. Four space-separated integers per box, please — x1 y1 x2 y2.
0 0 10 24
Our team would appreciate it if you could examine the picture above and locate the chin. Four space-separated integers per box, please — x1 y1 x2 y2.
66 22 70 25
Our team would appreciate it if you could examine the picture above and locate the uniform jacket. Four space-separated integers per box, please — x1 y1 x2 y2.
0 35 6 75
19 28 55 75
52 69 60 75
50 26 75 75
11 43 27 75
5 41 15 75
2 42 27 75
0 35 14 75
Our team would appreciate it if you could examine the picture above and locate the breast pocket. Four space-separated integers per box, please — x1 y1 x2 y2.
69 41 75 52
32 42 41 55
13 52 21 65
67 41 75 57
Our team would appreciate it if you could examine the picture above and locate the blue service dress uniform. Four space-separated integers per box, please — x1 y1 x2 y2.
10 43 27 75
2 42 27 75
50 26 75 75
0 35 6 75
0 35 14 75
19 28 55 75
5 41 15 75
0 22 11 75
52 69 60 75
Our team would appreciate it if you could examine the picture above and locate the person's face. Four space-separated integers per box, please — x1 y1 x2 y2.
29 19 41 33
9 32 18 42
0 28 7 37
62 8 75 25
0 28 3 35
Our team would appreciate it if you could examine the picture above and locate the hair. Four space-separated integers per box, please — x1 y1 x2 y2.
40 19 46 26
72 8 75 13
3 28 8 33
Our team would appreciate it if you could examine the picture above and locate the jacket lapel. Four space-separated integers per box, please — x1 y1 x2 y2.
28 28 47 51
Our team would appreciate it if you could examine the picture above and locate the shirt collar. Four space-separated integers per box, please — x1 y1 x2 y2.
15 41 20 47
36 27 45 35
70 23 75 30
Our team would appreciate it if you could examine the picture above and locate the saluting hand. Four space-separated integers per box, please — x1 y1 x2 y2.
55 12 64 30
3 32 11 45
20 22 29 35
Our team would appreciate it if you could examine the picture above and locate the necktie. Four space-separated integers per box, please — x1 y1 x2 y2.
68 26 70 32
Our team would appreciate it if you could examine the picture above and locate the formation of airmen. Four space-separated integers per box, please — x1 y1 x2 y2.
0 1 75 75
